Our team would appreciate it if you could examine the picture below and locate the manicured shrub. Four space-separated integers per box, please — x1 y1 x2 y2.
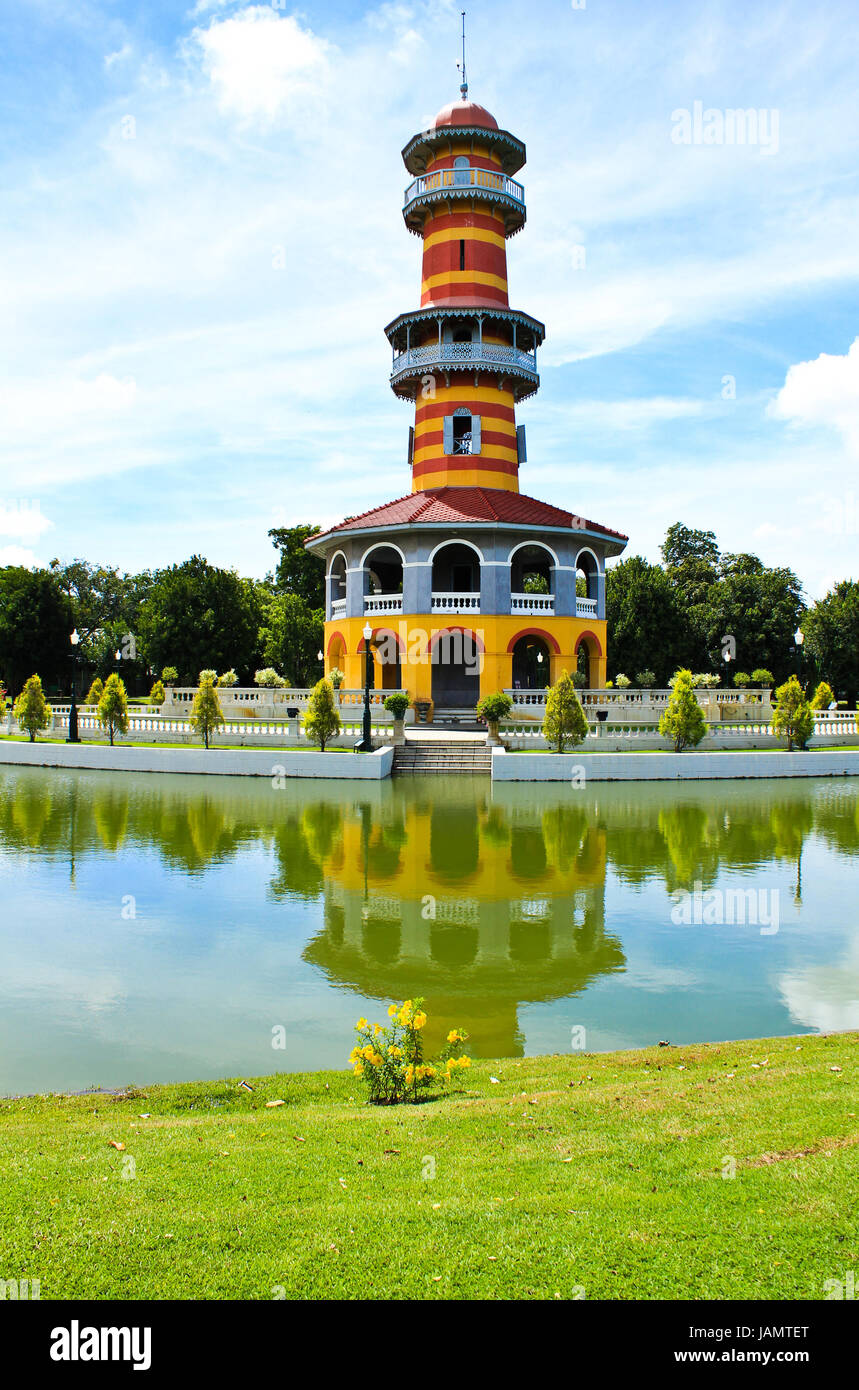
383 692 411 720
13 674 50 743
476 691 513 723
189 675 224 749
635 670 657 688
615 673 631 688
84 676 104 706
772 675 814 751
543 671 589 752
161 666 178 685
751 668 774 687
733 671 751 687
659 669 707 751
217 669 239 687
255 668 286 688
97 673 129 747
303 678 341 750
149 679 166 705
810 681 835 710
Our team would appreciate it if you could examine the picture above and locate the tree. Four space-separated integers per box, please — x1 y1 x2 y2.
476 691 513 742
149 679 166 704
772 675 814 752
803 580 859 707
0 567 69 695
97 673 129 746
543 671 589 752
259 592 324 687
49 559 153 687
810 681 835 710
660 523 720 570
84 676 104 706
303 678 341 750
659 669 707 751
606 556 690 686
189 675 224 749
702 553 804 682
13 674 50 742
268 524 325 609
136 556 263 684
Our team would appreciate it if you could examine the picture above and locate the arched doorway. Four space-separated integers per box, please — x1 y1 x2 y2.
575 634 601 689
511 635 550 690
431 629 482 708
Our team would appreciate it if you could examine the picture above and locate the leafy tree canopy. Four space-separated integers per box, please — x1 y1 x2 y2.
268 525 325 610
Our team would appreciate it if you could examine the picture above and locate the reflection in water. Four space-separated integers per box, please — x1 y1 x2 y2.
0 767 857 1093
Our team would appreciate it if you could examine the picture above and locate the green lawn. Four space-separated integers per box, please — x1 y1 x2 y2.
1 1032 856 1300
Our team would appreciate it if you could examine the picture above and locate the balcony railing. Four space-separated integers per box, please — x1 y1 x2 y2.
365 594 403 615
331 598 347 618
391 340 538 384
576 597 598 617
510 592 555 615
404 166 524 215
431 592 480 613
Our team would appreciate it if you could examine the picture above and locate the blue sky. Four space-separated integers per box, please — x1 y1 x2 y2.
0 0 857 598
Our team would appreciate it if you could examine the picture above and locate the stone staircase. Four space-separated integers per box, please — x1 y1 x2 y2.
426 706 485 732
393 737 492 775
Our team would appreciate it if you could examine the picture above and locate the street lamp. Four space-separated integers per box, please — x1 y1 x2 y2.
67 630 81 744
361 621 374 751
794 627 805 688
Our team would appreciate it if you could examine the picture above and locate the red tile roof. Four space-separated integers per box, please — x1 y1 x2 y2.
308 488 628 544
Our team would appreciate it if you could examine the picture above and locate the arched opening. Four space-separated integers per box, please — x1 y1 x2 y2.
575 550 599 616
510 543 555 614
511 635 551 691
360 629 402 692
363 544 403 617
453 154 470 186
575 634 601 689
327 632 346 676
432 542 480 600
328 554 347 616
430 628 482 709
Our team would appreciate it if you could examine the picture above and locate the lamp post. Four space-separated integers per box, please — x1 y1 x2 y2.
67 630 81 743
794 626 805 690
361 621 374 751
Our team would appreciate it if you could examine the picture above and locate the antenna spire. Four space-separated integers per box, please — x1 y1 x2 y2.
458 10 468 100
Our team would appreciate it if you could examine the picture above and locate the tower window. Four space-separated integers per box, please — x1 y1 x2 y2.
459 239 465 271
452 414 472 454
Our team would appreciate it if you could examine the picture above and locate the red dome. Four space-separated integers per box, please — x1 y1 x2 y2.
432 99 498 131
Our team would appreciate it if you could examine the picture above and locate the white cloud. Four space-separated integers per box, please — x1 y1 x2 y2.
0 545 39 567
104 44 132 70
768 337 859 457
0 502 54 541
190 7 330 125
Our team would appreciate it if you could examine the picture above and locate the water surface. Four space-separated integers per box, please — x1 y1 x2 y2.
1 766 857 1094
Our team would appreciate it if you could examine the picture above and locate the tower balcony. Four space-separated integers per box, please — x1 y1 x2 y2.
391 340 539 400
403 166 526 235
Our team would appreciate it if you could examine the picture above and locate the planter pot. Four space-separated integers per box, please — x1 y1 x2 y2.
392 716 406 747
414 700 432 725
596 709 609 723
485 719 502 747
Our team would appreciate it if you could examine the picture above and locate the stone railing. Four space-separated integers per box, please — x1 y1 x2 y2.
432 592 480 613
510 592 554 614
364 594 403 615
504 687 776 721
576 597 598 617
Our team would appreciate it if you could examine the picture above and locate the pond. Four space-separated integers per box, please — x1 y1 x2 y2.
1 766 857 1095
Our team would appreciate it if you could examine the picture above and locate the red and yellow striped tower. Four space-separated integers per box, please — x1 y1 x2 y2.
306 53 628 709
386 85 542 493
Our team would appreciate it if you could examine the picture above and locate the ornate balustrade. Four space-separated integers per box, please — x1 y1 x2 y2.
431 592 480 613
510 592 554 614
575 597 598 616
404 166 524 210
364 594 403 615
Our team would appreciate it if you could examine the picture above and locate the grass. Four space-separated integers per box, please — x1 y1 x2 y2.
1 1032 856 1300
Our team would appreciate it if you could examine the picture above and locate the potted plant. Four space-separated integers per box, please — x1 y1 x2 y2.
384 691 410 746
328 667 345 700
161 666 178 687
476 691 513 746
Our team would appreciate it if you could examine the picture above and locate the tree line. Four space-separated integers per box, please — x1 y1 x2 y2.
0 520 856 704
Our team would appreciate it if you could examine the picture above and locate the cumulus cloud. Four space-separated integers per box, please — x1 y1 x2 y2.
190 7 330 125
768 337 859 456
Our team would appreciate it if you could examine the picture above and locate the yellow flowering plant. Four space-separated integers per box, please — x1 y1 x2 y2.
349 997 470 1104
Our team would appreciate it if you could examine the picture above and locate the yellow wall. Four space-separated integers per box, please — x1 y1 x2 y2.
324 613 608 699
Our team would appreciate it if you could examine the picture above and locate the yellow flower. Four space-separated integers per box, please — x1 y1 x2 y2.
459 1056 471 1068
387 1004 398 1018
353 1062 364 1077
404 1065 415 1086
362 1045 375 1061
413 1011 427 1030
372 1052 384 1066
387 1045 402 1059
373 1023 382 1036
356 1018 368 1030
446 1030 460 1044
348 1047 362 1064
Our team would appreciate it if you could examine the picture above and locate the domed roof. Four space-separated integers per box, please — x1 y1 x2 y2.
432 98 498 131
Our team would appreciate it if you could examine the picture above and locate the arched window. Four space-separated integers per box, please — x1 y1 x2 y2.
453 154 470 187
